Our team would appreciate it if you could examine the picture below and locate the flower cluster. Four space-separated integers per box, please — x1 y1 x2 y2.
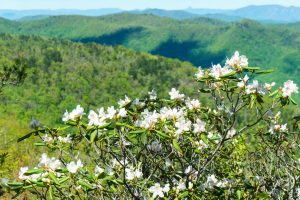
62 105 85 122
282 80 298 97
7 51 300 199
225 51 248 70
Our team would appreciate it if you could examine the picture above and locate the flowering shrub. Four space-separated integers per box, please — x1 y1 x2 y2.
3 52 300 199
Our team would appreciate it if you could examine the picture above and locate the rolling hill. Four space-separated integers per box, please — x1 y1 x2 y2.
0 13 300 93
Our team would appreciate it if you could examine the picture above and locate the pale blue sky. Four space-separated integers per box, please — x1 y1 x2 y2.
1 0 300 10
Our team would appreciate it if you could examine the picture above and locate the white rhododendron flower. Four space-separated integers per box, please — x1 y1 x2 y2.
282 80 298 97
185 166 198 180
186 99 200 110
195 67 205 80
280 124 288 132
237 75 249 88
193 119 206 133
209 64 233 79
176 179 186 192
195 140 208 150
39 153 62 171
94 165 104 176
269 124 288 134
245 80 265 95
42 134 55 144
88 108 107 126
136 109 159 129
19 166 44 181
175 118 192 135
227 128 236 138
206 174 220 189
169 88 185 100
125 167 143 181
62 105 85 122
58 134 72 144
67 159 83 173
264 82 275 91
226 51 248 69
19 166 29 180
148 90 157 100
149 183 170 198
106 106 117 119
118 95 131 107
132 98 145 108
117 108 127 118
160 107 184 121
147 140 162 153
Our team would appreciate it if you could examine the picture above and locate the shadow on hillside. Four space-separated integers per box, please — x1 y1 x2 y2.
151 38 226 67
75 26 145 46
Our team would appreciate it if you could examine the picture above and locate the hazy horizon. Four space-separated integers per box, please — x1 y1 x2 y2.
1 0 300 10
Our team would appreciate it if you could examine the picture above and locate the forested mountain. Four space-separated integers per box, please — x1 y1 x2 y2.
0 33 196 124
0 8 123 20
130 9 199 20
0 13 300 100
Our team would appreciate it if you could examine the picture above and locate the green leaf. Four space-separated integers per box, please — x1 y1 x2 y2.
256 69 274 74
17 130 37 142
289 96 298 105
49 172 60 185
178 191 189 198
66 121 77 126
90 130 98 142
128 130 146 135
199 88 211 93
23 185 33 189
48 186 54 200
57 126 70 131
24 168 43 175
201 134 209 144
220 71 237 78
156 130 171 139
244 67 260 71
77 180 95 190
98 123 111 129
7 182 24 187
34 142 47 146
237 190 242 199
269 90 278 97
140 131 147 144
173 139 182 153
59 176 69 184
116 122 134 129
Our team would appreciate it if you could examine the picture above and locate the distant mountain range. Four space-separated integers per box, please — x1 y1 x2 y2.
2 5 300 23
0 8 123 20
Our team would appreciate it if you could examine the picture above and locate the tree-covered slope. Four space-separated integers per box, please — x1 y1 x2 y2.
1 14 300 99
0 33 196 125
0 14 298 68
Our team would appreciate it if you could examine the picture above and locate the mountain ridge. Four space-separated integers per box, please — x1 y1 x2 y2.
2 5 300 23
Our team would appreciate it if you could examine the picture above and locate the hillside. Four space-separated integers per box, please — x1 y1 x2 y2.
0 33 196 124
0 14 300 100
